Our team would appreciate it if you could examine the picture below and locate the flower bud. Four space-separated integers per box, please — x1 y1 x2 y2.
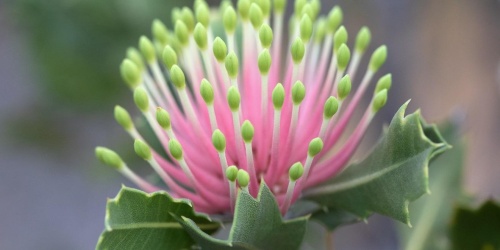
336 44 351 70
291 81 306 105
212 129 227 152
255 0 271 17
223 6 237 34
323 96 339 119
237 0 251 20
133 87 149 112
291 38 305 64
152 19 169 46
237 169 250 188
372 89 388 112
241 120 254 143
327 6 343 33
95 147 123 170
139 36 156 63
170 65 186 89
308 138 323 157
175 20 189 46
126 47 145 72
134 139 152 160
200 79 215 105
375 74 392 94
289 162 304 181
225 51 239 78
355 26 371 53
213 37 228 63
272 83 285 110
314 18 328 43
114 105 133 131
181 7 195 32
300 14 313 42
333 26 348 52
249 3 264 29
274 0 286 13
227 86 241 111
195 4 210 27
369 45 387 72
294 0 307 16
120 59 141 88
338 75 352 100
226 165 238 182
156 107 171 130
259 24 273 48
168 139 184 160
258 49 272 75
194 23 208 50
162 45 177 69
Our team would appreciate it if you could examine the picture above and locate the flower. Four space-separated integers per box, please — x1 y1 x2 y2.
96 0 391 215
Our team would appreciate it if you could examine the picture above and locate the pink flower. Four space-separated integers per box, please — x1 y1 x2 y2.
96 0 391 216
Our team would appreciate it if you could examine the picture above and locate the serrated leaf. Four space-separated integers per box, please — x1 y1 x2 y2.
398 119 467 250
451 200 500 250
177 183 309 250
305 102 450 227
96 186 220 250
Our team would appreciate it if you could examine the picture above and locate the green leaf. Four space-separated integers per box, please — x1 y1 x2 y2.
177 183 309 250
398 119 467 250
305 102 450 227
96 186 220 250
451 200 500 250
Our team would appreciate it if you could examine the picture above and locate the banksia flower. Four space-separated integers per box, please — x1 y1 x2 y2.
97 0 392 215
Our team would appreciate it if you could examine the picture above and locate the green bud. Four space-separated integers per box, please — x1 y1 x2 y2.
114 105 133 131
291 37 305 64
120 59 141 88
126 47 145 72
134 139 152 160
314 18 328 43
223 6 237 34
156 107 171 130
289 162 304 181
213 37 228 63
273 0 286 13
301 4 313 20
139 36 156 63
300 14 313 42
255 0 271 17
337 75 352 100
200 79 215 105
291 81 306 105
237 169 250 188
237 0 251 20
162 45 177 70
175 20 190 46
294 0 307 16
323 96 339 119
249 3 264 29
220 0 232 14
272 83 285 110
333 26 348 52
336 44 351 70
212 129 227 152
259 24 273 48
181 7 195 32
195 4 210 27
372 89 388 112
375 74 392 93
369 45 387 72
152 19 169 46
226 165 238 182
194 23 208 50
327 6 343 33
241 120 254 143
225 51 239 78
258 49 272 75
194 0 208 10
133 87 150 112
171 7 182 24
308 138 324 157
310 0 321 19
170 65 186 89
227 86 241 111
355 26 371 53
168 139 184 160
95 147 124 170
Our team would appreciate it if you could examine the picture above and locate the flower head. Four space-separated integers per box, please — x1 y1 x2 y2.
97 0 391 215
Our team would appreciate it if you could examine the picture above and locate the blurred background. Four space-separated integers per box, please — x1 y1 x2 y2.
0 0 499 249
